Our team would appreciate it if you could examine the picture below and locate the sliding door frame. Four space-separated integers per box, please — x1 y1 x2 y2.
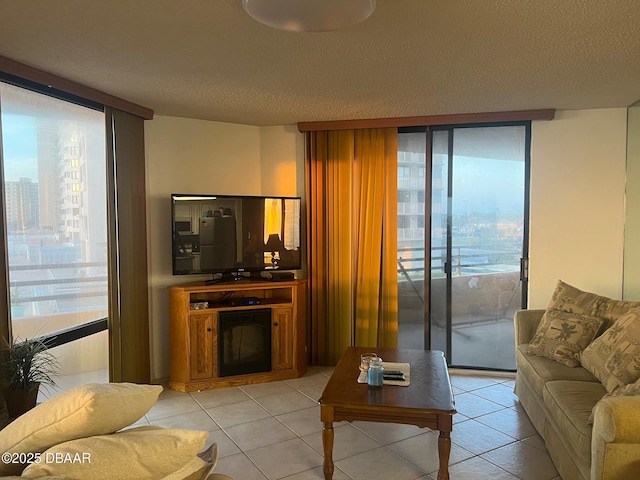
400 120 531 369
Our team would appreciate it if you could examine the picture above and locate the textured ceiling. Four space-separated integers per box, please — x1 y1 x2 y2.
1 0 639 126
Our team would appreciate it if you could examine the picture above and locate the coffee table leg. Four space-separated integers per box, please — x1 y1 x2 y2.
322 421 334 480
437 430 451 480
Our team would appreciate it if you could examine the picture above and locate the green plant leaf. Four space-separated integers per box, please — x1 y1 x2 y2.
2 337 60 390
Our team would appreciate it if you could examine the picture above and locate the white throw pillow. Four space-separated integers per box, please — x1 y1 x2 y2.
0 383 162 476
21 426 208 479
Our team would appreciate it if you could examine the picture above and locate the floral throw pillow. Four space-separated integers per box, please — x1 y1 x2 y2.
549 280 640 330
548 280 602 316
528 309 604 367
580 309 640 393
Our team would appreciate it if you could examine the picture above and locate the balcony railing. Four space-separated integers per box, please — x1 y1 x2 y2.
8 262 109 379
9 261 107 316
397 242 522 280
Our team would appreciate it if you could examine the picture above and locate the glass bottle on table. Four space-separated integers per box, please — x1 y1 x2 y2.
367 357 384 387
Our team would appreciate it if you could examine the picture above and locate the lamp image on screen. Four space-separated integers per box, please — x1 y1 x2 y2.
199 209 237 270
264 233 284 269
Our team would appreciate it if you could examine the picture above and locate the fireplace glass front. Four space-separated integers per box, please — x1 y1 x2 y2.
218 308 272 377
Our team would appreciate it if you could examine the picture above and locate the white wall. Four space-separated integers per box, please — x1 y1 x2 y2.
144 116 305 381
529 108 628 307
145 116 261 381
145 109 629 378
260 125 305 197
260 125 307 278
624 104 640 300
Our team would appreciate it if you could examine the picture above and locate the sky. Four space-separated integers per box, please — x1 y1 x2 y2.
3 111 525 218
450 155 525 216
1 113 38 182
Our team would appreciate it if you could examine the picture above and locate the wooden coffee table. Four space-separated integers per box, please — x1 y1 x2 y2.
319 347 456 480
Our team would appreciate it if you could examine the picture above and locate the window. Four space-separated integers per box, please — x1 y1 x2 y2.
1 81 108 388
398 216 411 228
263 198 300 264
398 166 411 178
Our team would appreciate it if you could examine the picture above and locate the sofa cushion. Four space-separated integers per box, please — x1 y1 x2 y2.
549 280 640 331
21 426 208 479
0 383 162 476
580 309 640 393
516 344 599 397
543 380 606 464
528 309 604 367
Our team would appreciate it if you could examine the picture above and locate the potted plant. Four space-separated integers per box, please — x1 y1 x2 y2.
2 337 59 417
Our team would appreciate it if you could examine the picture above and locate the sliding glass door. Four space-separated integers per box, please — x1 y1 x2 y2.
398 124 529 370
397 132 427 350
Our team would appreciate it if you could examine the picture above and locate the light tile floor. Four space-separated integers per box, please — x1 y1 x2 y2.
131 367 561 480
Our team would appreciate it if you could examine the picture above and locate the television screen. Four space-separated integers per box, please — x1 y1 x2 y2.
171 194 302 276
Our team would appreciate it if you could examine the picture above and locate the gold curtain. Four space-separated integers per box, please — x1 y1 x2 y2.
307 128 398 365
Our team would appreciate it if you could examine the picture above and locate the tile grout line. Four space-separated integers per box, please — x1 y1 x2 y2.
150 370 553 480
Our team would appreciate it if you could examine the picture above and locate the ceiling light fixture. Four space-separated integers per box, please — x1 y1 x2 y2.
242 0 376 32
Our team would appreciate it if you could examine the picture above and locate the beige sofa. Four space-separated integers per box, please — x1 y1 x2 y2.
514 309 640 480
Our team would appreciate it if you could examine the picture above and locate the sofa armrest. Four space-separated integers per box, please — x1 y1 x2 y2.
514 309 545 345
593 395 640 443
591 395 640 480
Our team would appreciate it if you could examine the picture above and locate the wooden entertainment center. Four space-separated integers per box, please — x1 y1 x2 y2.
167 279 307 392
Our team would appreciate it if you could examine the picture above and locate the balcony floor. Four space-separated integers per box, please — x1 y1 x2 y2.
399 316 516 370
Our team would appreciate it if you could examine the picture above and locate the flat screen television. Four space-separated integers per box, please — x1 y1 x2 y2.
171 194 302 279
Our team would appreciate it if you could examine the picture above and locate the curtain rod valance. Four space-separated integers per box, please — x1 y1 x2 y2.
0 55 154 120
298 109 555 132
